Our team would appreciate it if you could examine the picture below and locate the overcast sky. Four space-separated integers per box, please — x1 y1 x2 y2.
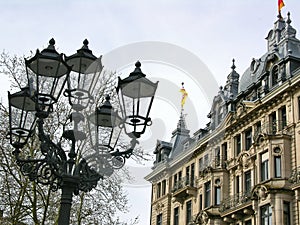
1 1 300 224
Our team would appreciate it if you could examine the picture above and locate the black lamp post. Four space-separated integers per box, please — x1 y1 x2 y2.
7 39 158 225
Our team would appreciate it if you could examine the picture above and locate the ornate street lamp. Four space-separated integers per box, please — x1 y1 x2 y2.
117 61 158 138
25 38 71 117
7 87 36 149
7 39 158 225
87 95 123 176
65 39 102 111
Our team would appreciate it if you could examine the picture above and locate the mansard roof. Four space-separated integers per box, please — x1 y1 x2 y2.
239 13 300 93
168 112 190 158
149 12 300 173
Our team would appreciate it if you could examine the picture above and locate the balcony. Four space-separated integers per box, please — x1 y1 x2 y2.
199 157 226 178
171 176 197 201
219 192 251 213
253 120 292 141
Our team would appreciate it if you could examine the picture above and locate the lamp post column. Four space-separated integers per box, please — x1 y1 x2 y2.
58 175 79 225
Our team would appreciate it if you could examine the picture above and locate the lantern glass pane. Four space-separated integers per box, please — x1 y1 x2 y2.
121 77 157 98
85 58 103 96
84 111 122 177
28 59 69 77
9 91 36 147
10 107 36 146
96 125 121 151
118 88 154 137
27 67 67 108
66 59 102 109
87 110 122 151
38 74 67 106
10 94 36 111
67 57 95 74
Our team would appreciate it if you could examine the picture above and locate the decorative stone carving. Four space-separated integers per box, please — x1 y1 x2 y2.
155 202 164 213
253 185 269 201
273 146 281 154
254 133 265 146
199 167 212 178
236 101 247 117
237 152 251 168
193 211 209 224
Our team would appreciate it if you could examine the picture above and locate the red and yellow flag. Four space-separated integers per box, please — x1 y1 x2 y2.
278 0 285 13
180 83 188 107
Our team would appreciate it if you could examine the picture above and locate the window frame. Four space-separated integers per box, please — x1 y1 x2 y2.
162 180 166 196
235 134 241 156
215 147 221 167
245 128 252 150
204 181 211 208
244 170 251 194
214 186 221 205
157 182 161 198
283 201 291 225
222 142 228 162
173 207 179 225
271 65 279 87
245 219 252 225
261 152 269 182
279 106 287 130
261 204 272 225
199 194 203 210
298 96 300 120
156 213 163 225
190 163 195 186
186 200 192 225
236 175 240 194
274 156 282 178
199 157 203 171
269 112 277 134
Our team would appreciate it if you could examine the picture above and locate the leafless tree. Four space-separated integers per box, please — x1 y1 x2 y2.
0 52 141 225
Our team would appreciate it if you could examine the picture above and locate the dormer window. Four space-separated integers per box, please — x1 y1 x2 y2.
250 58 260 73
271 65 279 86
157 152 162 163
266 30 276 51
183 141 189 150
217 106 223 124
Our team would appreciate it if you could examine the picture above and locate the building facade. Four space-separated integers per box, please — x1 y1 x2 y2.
145 13 300 225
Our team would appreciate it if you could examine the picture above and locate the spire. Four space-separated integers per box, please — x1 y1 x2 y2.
167 83 190 157
178 82 188 129
224 59 239 98
177 109 187 129
287 11 291 24
283 12 297 38
169 109 190 157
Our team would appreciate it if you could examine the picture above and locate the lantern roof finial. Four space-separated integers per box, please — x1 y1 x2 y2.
49 38 55 46
135 61 141 68
83 39 89 46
